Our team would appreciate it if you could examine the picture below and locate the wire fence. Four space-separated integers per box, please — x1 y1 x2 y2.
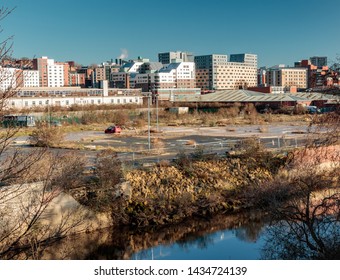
118 136 306 167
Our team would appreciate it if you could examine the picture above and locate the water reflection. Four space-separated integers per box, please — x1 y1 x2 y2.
261 215 340 260
12 206 339 260
133 228 265 260
261 186 340 260
40 211 267 260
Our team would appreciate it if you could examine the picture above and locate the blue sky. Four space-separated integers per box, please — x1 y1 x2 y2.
1 0 339 67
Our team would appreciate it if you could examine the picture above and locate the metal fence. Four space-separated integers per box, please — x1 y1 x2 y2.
118 136 306 167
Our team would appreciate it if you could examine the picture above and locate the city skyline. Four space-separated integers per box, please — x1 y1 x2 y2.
1 0 339 67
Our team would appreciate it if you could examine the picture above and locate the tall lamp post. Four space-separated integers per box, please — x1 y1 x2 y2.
147 92 151 150
156 93 159 132
152 86 159 132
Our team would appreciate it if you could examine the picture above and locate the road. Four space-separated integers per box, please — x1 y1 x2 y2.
4 123 313 167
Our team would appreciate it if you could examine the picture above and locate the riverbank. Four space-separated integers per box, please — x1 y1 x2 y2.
72 139 339 228
68 140 284 227
1 141 338 259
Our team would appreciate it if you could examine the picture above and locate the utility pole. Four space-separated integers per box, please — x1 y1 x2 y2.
156 93 159 132
148 93 151 150
48 100 51 128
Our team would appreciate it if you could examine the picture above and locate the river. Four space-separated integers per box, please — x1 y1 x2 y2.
36 206 339 260
37 211 268 260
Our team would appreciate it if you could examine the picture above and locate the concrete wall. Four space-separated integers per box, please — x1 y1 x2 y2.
0 182 112 240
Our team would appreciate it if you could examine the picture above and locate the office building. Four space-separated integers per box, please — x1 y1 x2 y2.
310 56 327 68
266 67 308 89
158 51 194 64
134 61 196 92
195 54 257 90
230 53 258 67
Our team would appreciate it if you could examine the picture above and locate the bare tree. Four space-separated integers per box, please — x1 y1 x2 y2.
259 112 340 259
0 6 17 111
0 6 91 259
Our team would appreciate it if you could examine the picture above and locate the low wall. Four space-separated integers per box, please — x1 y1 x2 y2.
0 182 112 240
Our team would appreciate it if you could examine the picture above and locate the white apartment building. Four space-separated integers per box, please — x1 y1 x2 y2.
112 61 196 91
7 87 143 109
33 56 68 87
158 62 195 87
23 70 39 87
0 68 40 91
47 59 64 87
133 62 196 91
7 95 143 109
156 72 175 84
0 67 18 91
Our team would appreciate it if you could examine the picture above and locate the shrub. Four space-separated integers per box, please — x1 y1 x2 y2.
218 106 240 118
29 123 65 147
94 150 123 189
133 118 146 128
78 150 123 212
243 103 258 124
80 111 98 124
112 111 129 126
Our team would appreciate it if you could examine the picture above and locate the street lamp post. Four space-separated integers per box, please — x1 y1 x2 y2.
156 93 159 132
147 93 151 150
47 101 51 128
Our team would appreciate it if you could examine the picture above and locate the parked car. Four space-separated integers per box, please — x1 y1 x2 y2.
104 125 122 134
306 106 321 114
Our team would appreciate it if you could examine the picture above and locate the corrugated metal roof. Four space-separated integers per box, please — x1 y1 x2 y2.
176 90 340 103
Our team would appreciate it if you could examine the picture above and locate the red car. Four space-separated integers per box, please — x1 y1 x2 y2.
104 125 122 134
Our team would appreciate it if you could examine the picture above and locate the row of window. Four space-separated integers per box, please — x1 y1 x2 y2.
216 82 256 85
11 98 140 107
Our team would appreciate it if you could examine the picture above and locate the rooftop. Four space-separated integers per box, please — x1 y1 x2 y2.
174 89 340 103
